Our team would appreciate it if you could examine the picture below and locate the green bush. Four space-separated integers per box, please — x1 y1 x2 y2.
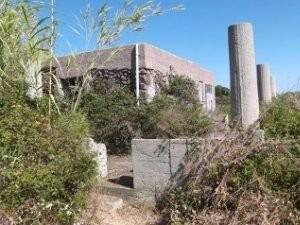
162 141 300 225
215 85 230 97
261 93 300 139
141 75 211 139
215 85 230 115
81 87 139 154
80 80 212 154
165 75 200 104
231 145 299 192
0 100 97 225
139 94 211 139
160 92 300 224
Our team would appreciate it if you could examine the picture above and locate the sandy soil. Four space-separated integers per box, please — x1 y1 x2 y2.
78 192 159 225
77 155 160 225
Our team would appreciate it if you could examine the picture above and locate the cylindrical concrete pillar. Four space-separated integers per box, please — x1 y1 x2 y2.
228 22 260 128
257 64 272 103
270 76 277 97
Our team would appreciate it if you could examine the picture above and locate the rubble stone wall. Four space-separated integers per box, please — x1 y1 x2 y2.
87 67 167 100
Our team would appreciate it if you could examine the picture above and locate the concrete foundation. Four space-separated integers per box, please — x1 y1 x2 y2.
257 64 272 104
228 22 259 128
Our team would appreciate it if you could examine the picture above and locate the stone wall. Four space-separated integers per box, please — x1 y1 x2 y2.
59 67 168 101
90 68 134 89
85 67 167 101
54 45 136 79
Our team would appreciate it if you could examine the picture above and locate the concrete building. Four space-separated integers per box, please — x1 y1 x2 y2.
51 43 216 112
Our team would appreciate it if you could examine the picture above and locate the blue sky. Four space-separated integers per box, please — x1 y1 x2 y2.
53 0 300 91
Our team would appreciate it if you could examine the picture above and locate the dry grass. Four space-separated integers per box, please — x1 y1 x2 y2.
158 122 299 225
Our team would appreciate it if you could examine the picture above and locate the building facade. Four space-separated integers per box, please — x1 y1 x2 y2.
53 43 216 111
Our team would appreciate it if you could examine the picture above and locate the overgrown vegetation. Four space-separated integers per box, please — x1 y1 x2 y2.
165 75 200 104
215 85 230 115
0 2 98 224
139 94 211 139
2 0 299 224
81 86 139 154
81 75 212 154
261 93 300 139
0 98 96 225
0 0 184 224
159 93 300 225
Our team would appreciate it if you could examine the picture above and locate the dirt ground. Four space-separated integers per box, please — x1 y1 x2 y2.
77 155 160 225
78 192 159 225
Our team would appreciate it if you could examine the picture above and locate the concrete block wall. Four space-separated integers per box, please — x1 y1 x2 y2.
140 44 214 85
140 44 216 111
132 139 200 200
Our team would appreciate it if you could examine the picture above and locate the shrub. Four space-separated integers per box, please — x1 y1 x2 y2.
139 94 211 139
165 75 200 104
231 145 299 192
159 92 300 225
160 124 300 224
215 85 230 115
81 87 139 154
215 85 230 97
0 100 97 225
162 145 299 225
81 83 212 154
261 93 300 139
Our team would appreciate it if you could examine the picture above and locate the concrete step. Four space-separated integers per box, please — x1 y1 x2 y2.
97 180 137 202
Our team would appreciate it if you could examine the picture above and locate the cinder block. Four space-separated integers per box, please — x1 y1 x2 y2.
132 139 216 201
169 140 189 175
132 139 192 200
134 171 171 191
132 139 170 162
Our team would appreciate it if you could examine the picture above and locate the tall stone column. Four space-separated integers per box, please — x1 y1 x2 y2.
228 22 260 128
270 76 277 97
257 64 272 103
